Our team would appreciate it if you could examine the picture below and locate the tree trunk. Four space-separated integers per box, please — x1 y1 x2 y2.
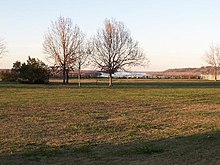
214 66 217 81
78 66 81 87
109 73 113 87
66 69 69 84
63 68 66 84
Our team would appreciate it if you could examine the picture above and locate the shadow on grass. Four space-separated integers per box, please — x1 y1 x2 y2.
1 80 220 89
114 81 220 88
1 131 220 165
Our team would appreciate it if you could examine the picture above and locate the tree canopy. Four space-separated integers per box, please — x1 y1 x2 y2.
92 19 148 86
204 44 220 81
43 16 84 84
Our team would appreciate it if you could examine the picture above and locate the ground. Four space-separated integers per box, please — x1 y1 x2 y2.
1 79 220 164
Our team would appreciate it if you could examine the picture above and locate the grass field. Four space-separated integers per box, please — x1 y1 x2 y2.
1 79 220 164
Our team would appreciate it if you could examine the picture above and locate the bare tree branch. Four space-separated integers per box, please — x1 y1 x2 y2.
43 16 84 84
204 44 220 81
75 40 91 87
0 39 7 58
92 18 149 86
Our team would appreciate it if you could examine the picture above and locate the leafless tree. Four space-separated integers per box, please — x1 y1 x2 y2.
204 44 220 81
0 39 6 58
75 41 91 87
92 19 148 86
43 16 84 84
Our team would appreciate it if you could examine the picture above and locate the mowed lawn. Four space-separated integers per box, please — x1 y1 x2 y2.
1 80 220 164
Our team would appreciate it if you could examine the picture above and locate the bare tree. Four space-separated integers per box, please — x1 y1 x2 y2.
0 39 6 58
75 41 91 87
204 44 220 81
92 19 148 86
43 17 84 84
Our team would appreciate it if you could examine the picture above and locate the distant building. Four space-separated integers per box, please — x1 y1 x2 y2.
200 74 220 80
98 72 152 78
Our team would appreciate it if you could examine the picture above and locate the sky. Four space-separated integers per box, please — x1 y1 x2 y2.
1 0 220 71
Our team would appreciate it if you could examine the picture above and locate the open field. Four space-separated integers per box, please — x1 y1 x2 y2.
1 79 220 164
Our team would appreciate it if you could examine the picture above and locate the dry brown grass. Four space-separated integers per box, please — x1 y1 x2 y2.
1 81 220 164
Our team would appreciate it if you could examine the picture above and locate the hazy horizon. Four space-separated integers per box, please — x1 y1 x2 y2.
1 0 220 71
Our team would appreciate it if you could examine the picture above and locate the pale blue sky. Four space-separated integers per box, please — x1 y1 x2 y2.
1 0 220 71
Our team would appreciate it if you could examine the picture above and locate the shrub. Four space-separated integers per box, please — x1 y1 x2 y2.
19 57 49 84
1 70 18 82
1 57 49 84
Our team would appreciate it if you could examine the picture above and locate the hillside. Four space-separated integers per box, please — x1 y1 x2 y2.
146 66 214 79
164 66 213 73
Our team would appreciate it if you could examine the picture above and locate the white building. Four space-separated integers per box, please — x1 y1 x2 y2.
98 72 152 78
200 74 220 80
